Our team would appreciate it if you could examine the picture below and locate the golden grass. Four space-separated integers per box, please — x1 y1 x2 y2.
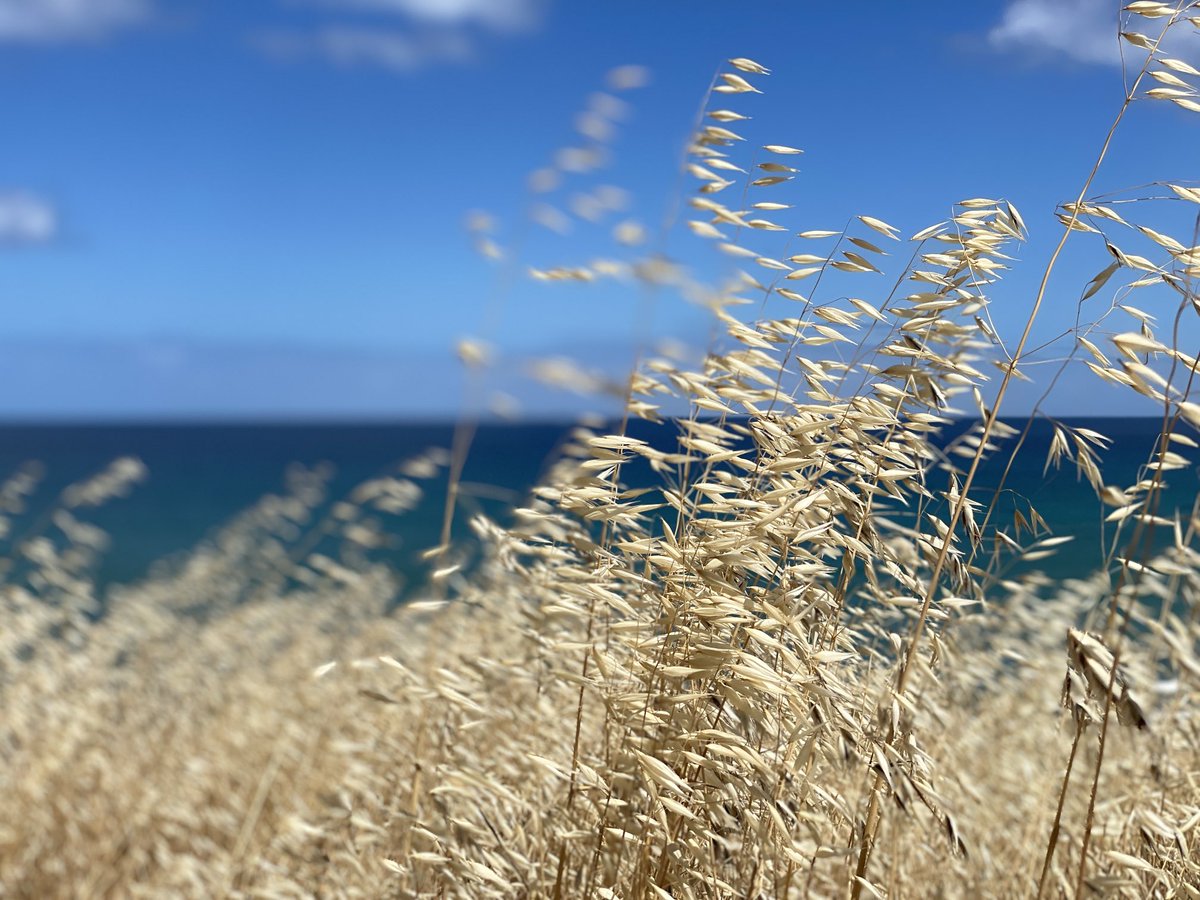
4 4 1200 896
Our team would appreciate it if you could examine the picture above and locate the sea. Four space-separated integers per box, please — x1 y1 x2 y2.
0 418 1195 598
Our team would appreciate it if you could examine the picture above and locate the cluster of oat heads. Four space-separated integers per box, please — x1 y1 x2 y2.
411 10 1200 894
303 22 1195 896
3 4 1200 898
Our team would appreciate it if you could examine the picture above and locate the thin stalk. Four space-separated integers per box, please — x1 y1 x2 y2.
1036 718 1085 898
850 30 1158 896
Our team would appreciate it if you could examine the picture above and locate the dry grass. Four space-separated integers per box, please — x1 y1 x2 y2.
4 4 1200 897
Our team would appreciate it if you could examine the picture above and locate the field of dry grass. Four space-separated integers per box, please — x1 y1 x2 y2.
4 3 1200 897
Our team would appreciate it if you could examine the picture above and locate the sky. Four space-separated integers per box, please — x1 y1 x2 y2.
1 0 1198 419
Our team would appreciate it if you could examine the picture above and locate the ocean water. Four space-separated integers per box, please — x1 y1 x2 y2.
0 418 1195 596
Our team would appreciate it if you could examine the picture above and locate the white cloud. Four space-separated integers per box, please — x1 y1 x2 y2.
264 0 543 72
0 192 57 244
0 0 150 42
314 0 540 32
262 25 472 71
989 0 1200 66
989 0 1122 65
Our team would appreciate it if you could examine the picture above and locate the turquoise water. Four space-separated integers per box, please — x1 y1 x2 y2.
0 418 1194 595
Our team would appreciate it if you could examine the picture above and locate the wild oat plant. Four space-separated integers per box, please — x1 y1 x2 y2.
4 3 1200 897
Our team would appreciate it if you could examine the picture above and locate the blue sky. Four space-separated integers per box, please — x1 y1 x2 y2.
1 0 1198 418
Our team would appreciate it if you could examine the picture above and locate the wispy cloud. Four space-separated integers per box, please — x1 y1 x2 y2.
311 0 541 32
0 0 150 43
264 0 543 73
259 25 472 71
988 0 1122 65
988 0 1200 66
0 192 57 244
